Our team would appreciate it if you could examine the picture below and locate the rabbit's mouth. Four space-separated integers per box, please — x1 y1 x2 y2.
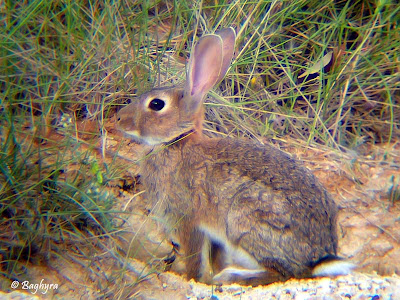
121 129 163 146
121 129 145 143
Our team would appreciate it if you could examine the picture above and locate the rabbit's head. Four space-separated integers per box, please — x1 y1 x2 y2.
117 27 236 145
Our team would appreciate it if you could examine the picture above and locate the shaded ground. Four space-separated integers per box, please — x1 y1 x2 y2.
1 124 399 299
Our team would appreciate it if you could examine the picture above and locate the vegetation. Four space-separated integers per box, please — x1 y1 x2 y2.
0 0 399 295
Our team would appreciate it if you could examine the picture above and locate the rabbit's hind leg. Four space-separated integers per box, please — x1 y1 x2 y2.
211 244 283 286
199 224 272 285
212 267 276 285
184 226 215 284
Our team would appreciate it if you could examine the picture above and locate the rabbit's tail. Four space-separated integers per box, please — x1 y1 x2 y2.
312 256 355 277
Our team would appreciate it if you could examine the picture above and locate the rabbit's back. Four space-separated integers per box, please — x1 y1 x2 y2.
206 138 338 277
141 136 338 280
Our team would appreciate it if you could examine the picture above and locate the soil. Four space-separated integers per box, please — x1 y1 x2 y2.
1 123 399 299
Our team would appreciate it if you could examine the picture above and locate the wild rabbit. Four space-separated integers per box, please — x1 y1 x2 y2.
117 27 352 285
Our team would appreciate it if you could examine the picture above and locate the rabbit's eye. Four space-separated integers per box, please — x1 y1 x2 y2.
148 98 165 111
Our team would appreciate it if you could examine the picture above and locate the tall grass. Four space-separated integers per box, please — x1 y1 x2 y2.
0 0 399 294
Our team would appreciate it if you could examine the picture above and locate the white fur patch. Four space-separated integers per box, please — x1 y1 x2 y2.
312 260 355 277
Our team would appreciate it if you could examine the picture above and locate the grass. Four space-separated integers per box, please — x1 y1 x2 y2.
0 0 399 296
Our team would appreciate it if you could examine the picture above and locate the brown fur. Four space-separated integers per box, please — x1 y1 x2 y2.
117 28 345 285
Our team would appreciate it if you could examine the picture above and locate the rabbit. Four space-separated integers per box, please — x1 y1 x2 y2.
116 27 353 285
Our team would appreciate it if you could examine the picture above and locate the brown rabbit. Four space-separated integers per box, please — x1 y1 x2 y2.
117 27 352 285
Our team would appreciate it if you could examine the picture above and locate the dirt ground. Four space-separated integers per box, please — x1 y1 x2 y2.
1 126 399 299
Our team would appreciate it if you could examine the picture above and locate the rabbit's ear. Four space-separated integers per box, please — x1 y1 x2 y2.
185 28 236 112
215 27 236 83
185 34 224 106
